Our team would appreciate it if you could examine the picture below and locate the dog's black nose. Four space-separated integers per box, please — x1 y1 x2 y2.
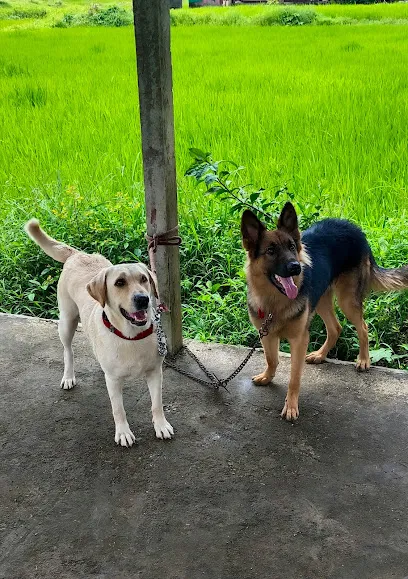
133 294 149 310
287 261 301 276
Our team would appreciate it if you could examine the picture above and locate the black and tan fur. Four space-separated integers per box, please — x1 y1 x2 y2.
241 202 408 421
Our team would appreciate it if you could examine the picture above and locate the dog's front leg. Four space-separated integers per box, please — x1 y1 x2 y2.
105 374 136 447
252 333 280 385
145 366 174 440
281 330 309 421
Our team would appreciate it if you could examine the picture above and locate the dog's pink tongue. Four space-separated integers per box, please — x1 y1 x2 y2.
130 310 147 320
278 276 298 299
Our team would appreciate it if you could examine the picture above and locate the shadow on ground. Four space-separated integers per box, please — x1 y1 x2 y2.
1 314 408 579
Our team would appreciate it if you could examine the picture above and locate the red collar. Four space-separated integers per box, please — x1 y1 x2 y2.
258 308 265 319
102 311 154 341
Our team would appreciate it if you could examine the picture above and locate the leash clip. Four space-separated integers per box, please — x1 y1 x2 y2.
157 302 169 314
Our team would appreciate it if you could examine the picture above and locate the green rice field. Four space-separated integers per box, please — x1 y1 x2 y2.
1 5 408 367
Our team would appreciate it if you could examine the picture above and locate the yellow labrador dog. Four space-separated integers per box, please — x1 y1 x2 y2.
25 220 173 447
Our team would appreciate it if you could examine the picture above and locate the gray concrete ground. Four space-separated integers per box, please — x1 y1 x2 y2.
1 313 408 579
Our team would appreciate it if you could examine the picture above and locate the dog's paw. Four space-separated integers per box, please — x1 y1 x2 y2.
115 424 136 448
356 357 370 372
252 372 274 386
305 351 325 364
153 418 174 440
61 376 76 390
281 397 299 422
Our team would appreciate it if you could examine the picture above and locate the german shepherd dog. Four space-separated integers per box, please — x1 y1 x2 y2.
241 202 408 421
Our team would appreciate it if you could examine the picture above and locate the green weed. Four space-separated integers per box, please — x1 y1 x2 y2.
0 60 30 77
7 7 47 18
253 7 317 26
9 85 47 107
54 4 132 27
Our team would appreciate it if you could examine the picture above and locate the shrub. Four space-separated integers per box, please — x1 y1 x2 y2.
253 7 317 26
278 8 317 26
54 5 132 28
8 8 47 19
85 4 132 27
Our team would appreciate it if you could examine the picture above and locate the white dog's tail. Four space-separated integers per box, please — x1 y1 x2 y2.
25 219 77 263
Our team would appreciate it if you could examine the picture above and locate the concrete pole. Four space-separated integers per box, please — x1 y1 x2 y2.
132 0 183 355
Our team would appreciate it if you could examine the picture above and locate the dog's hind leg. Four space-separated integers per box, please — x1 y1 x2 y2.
335 269 370 371
306 287 342 364
58 298 79 390
252 333 280 385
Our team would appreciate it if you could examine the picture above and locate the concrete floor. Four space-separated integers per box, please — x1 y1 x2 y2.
1 313 408 579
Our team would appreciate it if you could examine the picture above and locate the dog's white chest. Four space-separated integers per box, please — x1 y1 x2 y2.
91 329 161 379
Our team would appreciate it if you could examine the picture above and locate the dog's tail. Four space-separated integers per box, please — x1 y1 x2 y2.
24 219 77 264
370 259 408 292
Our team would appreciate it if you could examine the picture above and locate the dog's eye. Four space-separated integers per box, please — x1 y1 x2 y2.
266 246 275 255
115 278 126 287
140 275 148 283
289 241 297 252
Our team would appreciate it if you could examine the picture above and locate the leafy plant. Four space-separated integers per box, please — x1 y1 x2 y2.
185 148 325 229
278 8 316 26
54 5 132 28
253 7 316 26
85 5 132 27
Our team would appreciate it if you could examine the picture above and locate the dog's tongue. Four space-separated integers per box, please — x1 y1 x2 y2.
277 276 298 299
129 310 147 321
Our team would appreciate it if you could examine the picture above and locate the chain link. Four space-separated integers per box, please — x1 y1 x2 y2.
154 309 168 358
147 233 274 392
162 312 274 391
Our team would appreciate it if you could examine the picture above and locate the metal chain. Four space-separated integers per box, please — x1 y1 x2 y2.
162 313 274 391
154 309 168 357
146 231 274 392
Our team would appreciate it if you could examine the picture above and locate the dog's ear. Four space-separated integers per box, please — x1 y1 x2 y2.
241 210 266 252
277 202 300 241
140 264 159 299
147 269 158 299
86 268 108 307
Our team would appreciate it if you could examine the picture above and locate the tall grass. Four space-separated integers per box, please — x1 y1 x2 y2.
1 26 407 223
1 24 408 365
